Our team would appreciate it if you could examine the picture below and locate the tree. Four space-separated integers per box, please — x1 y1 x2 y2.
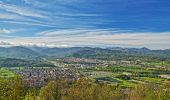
38 80 67 100
24 88 37 100
0 76 25 100
159 81 170 100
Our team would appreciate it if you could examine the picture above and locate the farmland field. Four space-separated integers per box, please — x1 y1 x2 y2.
0 68 16 78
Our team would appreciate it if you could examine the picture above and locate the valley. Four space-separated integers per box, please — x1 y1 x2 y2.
0 46 170 99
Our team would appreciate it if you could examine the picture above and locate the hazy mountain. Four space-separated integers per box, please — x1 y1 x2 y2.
40 47 82 57
0 46 41 59
0 46 170 59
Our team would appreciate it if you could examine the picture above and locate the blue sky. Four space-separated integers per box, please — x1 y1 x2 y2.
0 0 170 49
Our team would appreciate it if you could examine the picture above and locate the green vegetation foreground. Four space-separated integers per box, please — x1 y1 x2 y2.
0 76 170 100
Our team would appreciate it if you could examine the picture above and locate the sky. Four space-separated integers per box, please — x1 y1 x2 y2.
0 0 170 49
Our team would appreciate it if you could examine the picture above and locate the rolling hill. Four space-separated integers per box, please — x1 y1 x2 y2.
0 46 170 59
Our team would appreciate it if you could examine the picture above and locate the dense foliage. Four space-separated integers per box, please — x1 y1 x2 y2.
0 58 55 67
1 46 170 60
0 76 169 100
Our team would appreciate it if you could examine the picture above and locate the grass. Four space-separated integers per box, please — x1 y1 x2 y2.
96 77 121 83
114 67 153 73
81 71 115 79
121 80 138 88
113 78 138 88
149 61 170 67
0 68 16 78
137 77 165 83
81 70 139 88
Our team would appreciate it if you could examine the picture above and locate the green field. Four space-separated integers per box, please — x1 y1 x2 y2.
81 70 139 88
81 65 170 88
120 80 138 88
0 68 16 78
136 77 165 83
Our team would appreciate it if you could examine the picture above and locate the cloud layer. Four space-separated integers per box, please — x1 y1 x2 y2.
1 30 170 49
0 0 170 49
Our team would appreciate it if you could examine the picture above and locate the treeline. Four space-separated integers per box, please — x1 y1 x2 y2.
71 47 170 60
0 58 55 67
0 76 169 100
88 66 170 78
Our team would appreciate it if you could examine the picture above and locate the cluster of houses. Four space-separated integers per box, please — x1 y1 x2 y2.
14 67 79 87
63 57 134 68
9 58 135 87
64 57 116 66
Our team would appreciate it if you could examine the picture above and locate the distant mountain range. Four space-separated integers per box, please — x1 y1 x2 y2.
0 46 170 59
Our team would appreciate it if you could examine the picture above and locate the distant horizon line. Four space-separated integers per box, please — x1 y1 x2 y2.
0 45 169 51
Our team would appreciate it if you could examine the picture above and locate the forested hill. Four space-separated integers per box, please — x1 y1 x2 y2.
0 46 41 59
0 46 170 59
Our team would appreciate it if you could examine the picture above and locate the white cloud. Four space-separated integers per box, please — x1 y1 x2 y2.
0 28 19 34
0 12 51 27
0 20 58 27
1 30 170 49
0 1 108 29
37 28 123 37
0 41 12 45
0 40 73 48
23 0 48 8
0 12 23 20
0 28 11 34
0 2 47 18
23 0 101 17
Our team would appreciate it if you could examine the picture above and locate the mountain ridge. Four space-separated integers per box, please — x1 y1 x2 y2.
0 46 170 59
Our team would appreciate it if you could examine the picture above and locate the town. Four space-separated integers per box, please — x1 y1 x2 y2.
9 67 79 87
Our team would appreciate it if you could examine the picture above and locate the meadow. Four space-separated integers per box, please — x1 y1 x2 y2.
0 68 16 78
